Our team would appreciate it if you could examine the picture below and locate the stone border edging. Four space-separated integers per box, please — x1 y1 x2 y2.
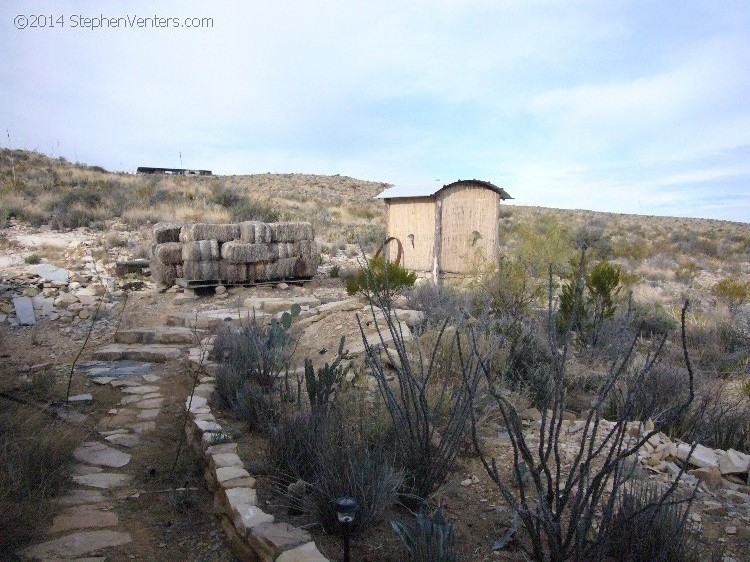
185 384 329 562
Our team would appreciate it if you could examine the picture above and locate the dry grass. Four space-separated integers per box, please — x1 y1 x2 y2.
0 403 88 552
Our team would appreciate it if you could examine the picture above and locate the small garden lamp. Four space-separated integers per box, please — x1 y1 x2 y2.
335 496 358 562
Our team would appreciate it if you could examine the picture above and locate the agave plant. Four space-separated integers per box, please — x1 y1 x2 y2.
391 506 457 562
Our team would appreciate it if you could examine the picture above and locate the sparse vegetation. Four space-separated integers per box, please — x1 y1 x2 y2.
0 406 87 552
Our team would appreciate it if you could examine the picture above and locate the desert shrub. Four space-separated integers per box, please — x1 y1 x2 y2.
345 256 417 300
606 365 688 424
670 382 750 452
406 283 465 328
23 253 40 264
604 482 698 562
270 410 403 535
466 274 698 561
674 260 700 284
392 506 457 562
559 256 625 345
629 301 678 338
357 223 387 253
712 277 750 313
329 264 340 278
0 406 86 552
230 199 280 223
480 257 546 319
512 213 576 276
213 316 295 430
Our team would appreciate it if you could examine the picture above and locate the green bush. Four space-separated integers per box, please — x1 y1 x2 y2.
558 257 622 346
712 277 750 313
345 256 417 299
23 254 40 264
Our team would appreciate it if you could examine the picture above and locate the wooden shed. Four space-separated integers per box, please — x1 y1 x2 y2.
376 180 512 282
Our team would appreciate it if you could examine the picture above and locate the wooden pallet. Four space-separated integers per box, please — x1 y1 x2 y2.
175 277 312 289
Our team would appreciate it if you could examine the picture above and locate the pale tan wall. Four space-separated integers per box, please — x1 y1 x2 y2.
439 186 499 273
385 198 435 271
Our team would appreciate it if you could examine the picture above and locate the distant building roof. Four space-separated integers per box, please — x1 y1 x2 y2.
376 179 512 200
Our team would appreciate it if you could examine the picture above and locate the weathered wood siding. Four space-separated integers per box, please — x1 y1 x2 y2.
385 198 435 271
438 185 499 274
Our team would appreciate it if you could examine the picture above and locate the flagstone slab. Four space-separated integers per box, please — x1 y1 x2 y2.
73 473 132 489
137 408 161 420
20 530 131 559
74 442 131 468
133 398 164 409
122 385 161 394
105 433 141 448
54 490 107 506
50 509 119 533
129 421 156 434
93 344 181 362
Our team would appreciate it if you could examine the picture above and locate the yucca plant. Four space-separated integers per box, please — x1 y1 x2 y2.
392 506 457 562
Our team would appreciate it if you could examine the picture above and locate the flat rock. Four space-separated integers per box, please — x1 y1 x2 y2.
105 433 141 448
55 489 107 506
243 296 322 314
92 344 181 363
275 541 329 562
247 522 311 561
20 530 131 559
50 508 119 533
73 473 132 489
13 296 36 326
121 385 161 394
32 263 70 283
717 449 750 475
129 421 156 434
676 442 719 469
68 393 93 402
91 377 115 385
133 398 164 409
137 408 161 420
114 326 201 345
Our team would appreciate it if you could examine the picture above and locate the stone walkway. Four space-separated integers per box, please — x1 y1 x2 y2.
19 365 167 560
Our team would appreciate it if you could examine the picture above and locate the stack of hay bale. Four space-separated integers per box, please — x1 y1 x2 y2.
150 221 317 288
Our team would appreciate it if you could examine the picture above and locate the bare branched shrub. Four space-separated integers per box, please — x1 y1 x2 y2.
465 264 698 561
356 260 483 505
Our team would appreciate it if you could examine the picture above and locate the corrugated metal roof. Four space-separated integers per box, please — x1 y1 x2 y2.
375 179 512 200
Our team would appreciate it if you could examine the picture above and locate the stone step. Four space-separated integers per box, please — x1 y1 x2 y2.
114 326 204 345
167 308 269 329
93 343 182 363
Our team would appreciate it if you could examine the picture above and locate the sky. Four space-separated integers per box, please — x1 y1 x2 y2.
1 0 749 222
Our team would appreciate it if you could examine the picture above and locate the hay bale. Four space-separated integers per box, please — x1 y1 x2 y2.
295 239 315 258
286 242 297 258
151 260 179 289
221 241 270 264
269 222 314 243
239 221 263 243
182 240 220 262
153 242 183 265
180 223 240 242
294 256 318 278
153 222 183 244
254 223 272 244
183 261 221 281
225 264 248 284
